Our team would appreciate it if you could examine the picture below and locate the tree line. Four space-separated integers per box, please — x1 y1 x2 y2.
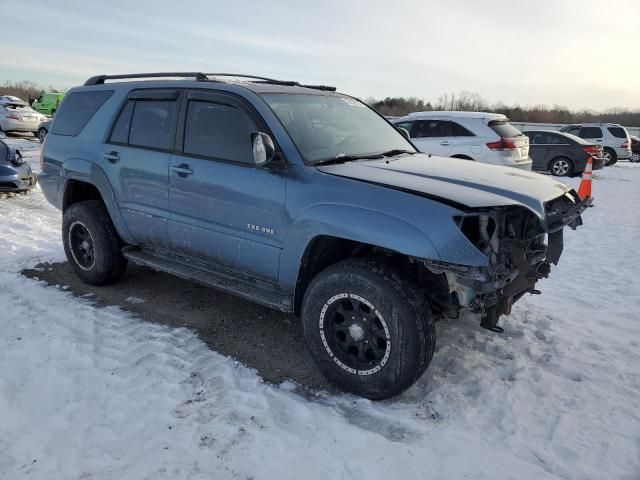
366 91 640 126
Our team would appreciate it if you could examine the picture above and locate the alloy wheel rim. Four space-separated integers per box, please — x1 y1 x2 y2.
319 293 391 375
632 152 640 162
552 160 569 176
68 221 96 271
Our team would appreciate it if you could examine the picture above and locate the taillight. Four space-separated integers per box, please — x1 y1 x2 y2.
486 138 516 150
621 141 629 148
5 114 20 120
583 145 600 156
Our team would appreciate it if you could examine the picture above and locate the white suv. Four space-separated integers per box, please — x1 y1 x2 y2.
559 123 631 166
392 111 531 169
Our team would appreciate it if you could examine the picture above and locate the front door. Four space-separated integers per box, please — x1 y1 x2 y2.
168 90 286 280
103 88 180 248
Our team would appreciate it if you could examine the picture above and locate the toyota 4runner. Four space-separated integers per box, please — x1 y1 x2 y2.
39 72 588 399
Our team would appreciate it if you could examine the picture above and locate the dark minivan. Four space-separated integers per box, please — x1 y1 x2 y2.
525 130 605 176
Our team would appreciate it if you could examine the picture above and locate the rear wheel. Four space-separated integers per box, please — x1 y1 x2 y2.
603 148 617 166
62 200 127 285
38 128 47 143
301 259 436 399
549 157 573 177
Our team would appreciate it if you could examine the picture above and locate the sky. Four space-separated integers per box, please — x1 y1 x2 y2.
1 0 639 111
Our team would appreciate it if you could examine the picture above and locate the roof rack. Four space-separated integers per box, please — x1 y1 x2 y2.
84 72 336 91
84 72 209 86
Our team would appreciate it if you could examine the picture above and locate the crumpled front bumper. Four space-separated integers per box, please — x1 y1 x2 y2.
0 163 37 192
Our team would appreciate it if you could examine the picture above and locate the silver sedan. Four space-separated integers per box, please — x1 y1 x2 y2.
0 100 47 136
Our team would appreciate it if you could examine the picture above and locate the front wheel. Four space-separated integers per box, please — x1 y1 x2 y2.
549 157 573 177
301 260 436 399
62 200 127 285
603 148 618 166
38 128 47 143
631 152 640 163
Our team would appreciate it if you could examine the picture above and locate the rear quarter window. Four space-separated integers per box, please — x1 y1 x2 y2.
488 121 522 138
50 90 113 136
607 127 627 138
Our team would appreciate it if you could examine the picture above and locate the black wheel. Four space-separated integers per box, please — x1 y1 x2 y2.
38 128 47 143
62 200 127 285
549 157 573 177
301 259 436 399
631 152 640 163
603 148 617 166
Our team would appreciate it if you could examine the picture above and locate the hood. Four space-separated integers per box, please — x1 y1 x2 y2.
317 153 571 218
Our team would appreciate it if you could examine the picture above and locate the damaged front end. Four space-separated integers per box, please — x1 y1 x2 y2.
423 189 588 333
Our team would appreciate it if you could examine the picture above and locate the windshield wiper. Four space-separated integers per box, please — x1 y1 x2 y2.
314 153 383 166
379 149 415 157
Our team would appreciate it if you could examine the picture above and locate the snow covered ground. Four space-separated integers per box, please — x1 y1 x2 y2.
1 136 639 479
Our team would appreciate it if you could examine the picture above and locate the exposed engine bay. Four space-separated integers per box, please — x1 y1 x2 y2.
423 189 587 332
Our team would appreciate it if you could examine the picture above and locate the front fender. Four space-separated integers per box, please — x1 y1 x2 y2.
61 158 136 245
278 204 441 291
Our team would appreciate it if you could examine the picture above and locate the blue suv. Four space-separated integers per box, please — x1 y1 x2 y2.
39 73 588 399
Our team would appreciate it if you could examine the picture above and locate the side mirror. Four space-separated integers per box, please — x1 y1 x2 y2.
251 131 275 165
397 127 411 141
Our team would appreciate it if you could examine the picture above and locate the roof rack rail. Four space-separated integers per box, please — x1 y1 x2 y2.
83 72 337 91
84 72 208 86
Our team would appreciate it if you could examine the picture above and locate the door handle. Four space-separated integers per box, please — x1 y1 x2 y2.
440 140 451 146
171 164 193 177
104 151 120 163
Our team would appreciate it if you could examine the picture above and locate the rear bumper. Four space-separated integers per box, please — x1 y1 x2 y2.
0 118 39 132
591 156 605 170
509 159 533 170
614 147 631 160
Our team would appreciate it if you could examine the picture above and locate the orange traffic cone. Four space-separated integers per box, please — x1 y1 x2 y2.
577 156 593 203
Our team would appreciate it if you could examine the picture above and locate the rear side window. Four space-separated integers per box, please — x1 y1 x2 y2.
528 133 552 145
579 127 603 138
607 127 627 138
50 90 113 136
450 122 474 137
128 100 177 150
183 100 257 163
110 100 134 144
549 134 571 144
488 120 522 138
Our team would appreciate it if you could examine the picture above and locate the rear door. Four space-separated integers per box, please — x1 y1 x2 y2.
527 132 552 168
104 89 180 248
168 89 286 280
410 119 454 156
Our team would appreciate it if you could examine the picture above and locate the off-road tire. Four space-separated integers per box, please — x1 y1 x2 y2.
603 148 617 166
62 200 127 285
301 259 436 399
549 156 573 177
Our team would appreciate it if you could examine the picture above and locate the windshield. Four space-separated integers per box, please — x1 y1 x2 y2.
263 94 415 164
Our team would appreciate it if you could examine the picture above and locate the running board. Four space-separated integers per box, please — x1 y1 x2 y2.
122 247 293 313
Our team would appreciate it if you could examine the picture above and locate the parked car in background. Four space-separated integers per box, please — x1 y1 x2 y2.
31 92 66 116
0 135 37 193
0 95 26 104
525 130 605 176
37 119 52 143
559 123 631 166
392 111 531 169
38 71 588 399
0 99 47 135
630 135 640 163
